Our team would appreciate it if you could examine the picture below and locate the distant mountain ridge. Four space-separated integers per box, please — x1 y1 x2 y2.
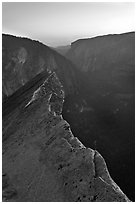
66 32 135 72
53 45 70 56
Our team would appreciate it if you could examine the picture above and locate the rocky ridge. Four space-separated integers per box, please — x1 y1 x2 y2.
3 72 130 202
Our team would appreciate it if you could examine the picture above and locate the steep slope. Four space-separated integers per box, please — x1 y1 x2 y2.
2 34 78 97
3 72 130 202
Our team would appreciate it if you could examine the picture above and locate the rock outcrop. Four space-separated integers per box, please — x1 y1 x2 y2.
3 72 130 202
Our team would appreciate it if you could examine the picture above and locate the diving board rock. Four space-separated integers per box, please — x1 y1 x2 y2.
2 72 130 202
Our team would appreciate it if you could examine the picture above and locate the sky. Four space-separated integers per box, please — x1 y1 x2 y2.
2 2 135 47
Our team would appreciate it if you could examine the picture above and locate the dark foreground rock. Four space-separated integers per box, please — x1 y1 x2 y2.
2 73 130 202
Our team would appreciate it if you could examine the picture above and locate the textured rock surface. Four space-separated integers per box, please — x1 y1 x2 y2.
3 72 130 202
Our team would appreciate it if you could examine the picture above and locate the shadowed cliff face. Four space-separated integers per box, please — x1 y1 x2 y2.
63 32 135 201
2 34 79 98
2 72 130 202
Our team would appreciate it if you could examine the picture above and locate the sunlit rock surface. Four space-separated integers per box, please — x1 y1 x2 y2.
3 73 130 202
